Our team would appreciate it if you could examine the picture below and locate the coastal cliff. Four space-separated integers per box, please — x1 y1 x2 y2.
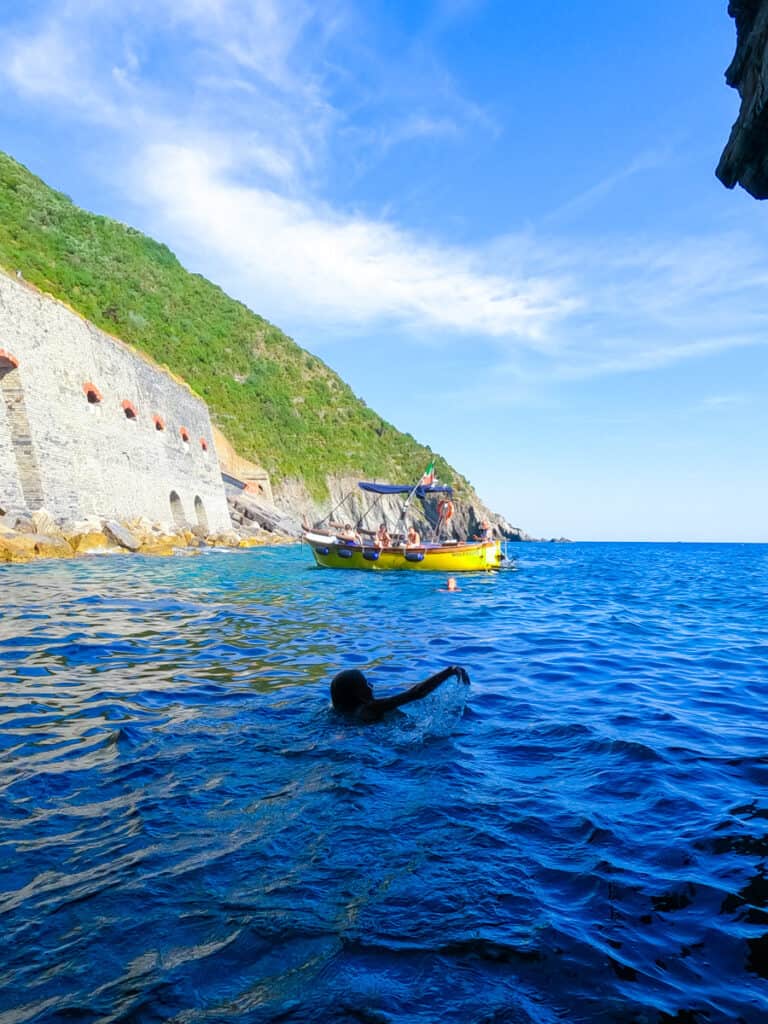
717 0 768 197
270 474 530 541
0 151 528 542
0 152 459 497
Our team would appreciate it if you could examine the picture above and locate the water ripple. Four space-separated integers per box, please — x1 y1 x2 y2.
1 542 767 1022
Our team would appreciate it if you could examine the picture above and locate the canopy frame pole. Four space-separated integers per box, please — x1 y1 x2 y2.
431 505 443 542
355 490 385 533
395 480 423 541
317 490 354 528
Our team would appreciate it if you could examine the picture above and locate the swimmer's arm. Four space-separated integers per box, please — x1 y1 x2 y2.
370 665 469 713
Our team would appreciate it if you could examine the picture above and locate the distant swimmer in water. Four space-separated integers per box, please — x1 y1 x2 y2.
330 665 469 722
438 576 459 593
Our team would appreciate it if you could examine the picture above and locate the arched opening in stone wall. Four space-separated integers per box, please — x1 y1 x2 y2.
0 354 44 511
169 490 186 530
194 496 209 533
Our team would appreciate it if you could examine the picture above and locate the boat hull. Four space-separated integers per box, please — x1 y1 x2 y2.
306 539 502 572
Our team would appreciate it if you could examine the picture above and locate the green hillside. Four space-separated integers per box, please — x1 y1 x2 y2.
0 152 466 498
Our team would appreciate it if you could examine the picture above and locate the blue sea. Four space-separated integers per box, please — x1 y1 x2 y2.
1 542 767 1024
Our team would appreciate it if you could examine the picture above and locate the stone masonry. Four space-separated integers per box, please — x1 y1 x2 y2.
0 271 230 532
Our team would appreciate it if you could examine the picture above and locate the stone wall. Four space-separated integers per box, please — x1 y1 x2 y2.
0 271 230 531
212 425 273 502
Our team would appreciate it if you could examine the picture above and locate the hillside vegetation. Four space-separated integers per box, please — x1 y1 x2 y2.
0 152 466 498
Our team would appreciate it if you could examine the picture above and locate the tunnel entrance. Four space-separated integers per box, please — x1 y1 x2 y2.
0 355 44 511
169 490 186 530
194 495 209 533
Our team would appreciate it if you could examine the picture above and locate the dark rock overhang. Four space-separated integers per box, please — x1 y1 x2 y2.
717 0 768 198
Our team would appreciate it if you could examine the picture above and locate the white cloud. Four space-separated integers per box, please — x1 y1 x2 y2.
138 142 577 339
479 228 768 381
2 0 768 386
4 21 107 114
550 335 763 380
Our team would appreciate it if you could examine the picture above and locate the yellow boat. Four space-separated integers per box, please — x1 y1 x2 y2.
304 534 502 572
303 474 503 571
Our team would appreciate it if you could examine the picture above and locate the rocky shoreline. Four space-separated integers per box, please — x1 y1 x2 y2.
1 478 562 566
0 505 296 565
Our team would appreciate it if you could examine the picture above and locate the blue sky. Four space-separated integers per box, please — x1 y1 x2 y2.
1 0 766 541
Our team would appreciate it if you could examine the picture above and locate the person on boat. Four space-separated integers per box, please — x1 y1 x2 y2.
374 523 391 548
474 520 493 542
330 665 469 721
339 523 361 544
406 526 421 548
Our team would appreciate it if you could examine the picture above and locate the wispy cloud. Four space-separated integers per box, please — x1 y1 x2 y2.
700 393 748 409
4 17 113 119
542 148 676 225
139 142 576 338
0 0 574 341
377 114 461 152
0 0 340 177
480 228 768 381
1 0 768 386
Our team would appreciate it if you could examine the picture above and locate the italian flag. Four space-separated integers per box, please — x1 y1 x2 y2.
420 460 436 485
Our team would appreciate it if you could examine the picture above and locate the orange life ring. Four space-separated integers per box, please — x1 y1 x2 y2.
437 499 454 521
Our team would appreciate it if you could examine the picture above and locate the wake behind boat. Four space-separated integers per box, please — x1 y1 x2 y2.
303 470 503 572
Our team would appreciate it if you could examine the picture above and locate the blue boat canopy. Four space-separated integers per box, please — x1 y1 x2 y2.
358 481 454 498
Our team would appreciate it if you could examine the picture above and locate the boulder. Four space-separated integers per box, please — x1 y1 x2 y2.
32 534 73 559
31 509 60 536
0 533 72 562
126 515 155 534
103 520 141 551
206 531 242 547
145 533 188 549
121 518 159 546
71 531 111 553
0 534 37 562
62 516 103 536
137 542 176 557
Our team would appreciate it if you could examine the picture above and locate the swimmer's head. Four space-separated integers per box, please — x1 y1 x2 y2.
330 669 374 712
447 577 458 591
